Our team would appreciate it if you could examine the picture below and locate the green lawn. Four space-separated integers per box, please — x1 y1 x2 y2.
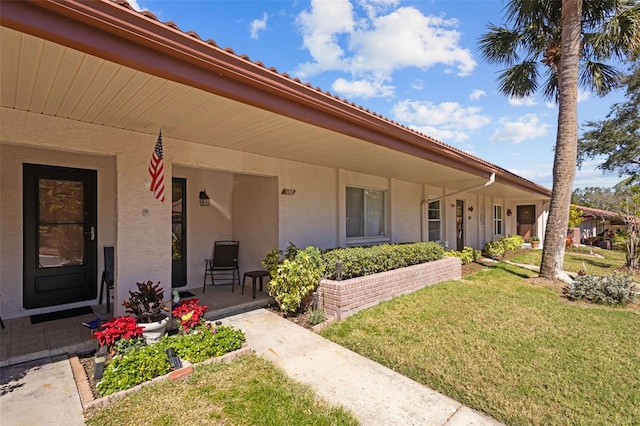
320 261 640 425
85 354 358 426
507 245 637 280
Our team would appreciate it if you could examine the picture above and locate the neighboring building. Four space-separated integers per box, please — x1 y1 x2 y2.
575 205 626 244
0 0 552 319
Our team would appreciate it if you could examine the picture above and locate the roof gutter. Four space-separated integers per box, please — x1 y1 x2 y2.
426 173 496 203
420 173 495 242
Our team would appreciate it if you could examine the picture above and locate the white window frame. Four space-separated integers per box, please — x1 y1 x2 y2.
346 186 389 244
427 200 441 242
494 204 503 236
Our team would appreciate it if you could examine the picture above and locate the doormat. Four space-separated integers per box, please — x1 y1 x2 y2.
30 306 93 324
178 291 196 298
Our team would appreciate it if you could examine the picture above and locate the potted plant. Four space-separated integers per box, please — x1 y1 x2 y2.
123 280 170 344
530 236 540 249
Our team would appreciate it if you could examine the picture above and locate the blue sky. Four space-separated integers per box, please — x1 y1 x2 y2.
132 0 629 190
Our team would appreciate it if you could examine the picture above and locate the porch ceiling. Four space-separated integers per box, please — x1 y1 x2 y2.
0 25 547 201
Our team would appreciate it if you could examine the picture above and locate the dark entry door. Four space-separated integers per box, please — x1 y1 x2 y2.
23 164 97 309
517 205 536 241
456 200 464 251
171 178 187 287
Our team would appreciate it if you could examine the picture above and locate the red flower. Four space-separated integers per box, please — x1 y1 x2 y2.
94 316 143 347
172 298 208 332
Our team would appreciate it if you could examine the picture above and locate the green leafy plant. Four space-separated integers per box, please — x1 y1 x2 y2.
445 246 482 264
122 280 169 323
530 236 540 242
502 235 525 250
308 308 326 325
268 246 325 313
97 324 246 396
97 342 171 396
484 240 506 259
262 242 299 276
563 272 636 306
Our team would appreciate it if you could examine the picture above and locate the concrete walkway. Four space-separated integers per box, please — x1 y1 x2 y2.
0 308 503 425
0 355 84 426
224 309 502 425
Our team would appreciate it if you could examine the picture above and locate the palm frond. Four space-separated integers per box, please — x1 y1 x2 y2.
541 68 559 102
478 24 521 65
497 61 538 98
580 61 624 96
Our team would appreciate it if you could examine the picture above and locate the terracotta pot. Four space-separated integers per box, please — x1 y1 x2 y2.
531 240 540 249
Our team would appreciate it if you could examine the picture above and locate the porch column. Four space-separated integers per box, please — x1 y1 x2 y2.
113 148 171 316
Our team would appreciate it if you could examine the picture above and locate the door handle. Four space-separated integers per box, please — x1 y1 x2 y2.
90 226 95 241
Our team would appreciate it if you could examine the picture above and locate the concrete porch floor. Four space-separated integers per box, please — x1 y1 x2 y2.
0 283 273 367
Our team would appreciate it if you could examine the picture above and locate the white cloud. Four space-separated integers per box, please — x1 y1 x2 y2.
508 164 553 188
295 0 355 76
127 0 144 11
295 1 476 97
358 0 400 20
411 79 424 90
509 96 537 107
578 89 590 103
489 114 549 144
469 89 486 101
392 99 490 143
250 13 268 40
348 7 475 76
332 78 394 98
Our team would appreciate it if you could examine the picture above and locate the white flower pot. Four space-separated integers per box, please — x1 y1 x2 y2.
138 317 169 344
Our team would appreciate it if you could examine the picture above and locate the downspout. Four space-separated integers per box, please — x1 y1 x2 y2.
420 173 496 242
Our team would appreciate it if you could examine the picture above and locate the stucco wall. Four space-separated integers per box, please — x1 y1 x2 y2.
390 179 421 243
232 174 278 272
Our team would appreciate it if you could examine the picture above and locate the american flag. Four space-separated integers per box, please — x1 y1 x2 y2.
149 131 165 202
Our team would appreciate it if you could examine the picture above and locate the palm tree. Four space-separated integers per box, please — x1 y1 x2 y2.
479 0 640 279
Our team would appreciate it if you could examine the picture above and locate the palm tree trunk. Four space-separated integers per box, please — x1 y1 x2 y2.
540 0 582 279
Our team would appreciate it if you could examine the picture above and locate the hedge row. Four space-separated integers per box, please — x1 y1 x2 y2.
320 242 445 280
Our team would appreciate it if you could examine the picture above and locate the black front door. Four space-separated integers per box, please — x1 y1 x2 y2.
456 200 465 251
171 178 187 287
23 164 97 309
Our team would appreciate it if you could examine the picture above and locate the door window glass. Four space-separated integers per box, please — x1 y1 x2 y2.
38 179 84 267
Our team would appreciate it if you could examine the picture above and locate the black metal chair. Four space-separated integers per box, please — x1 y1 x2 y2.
99 246 114 313
203 240 240 292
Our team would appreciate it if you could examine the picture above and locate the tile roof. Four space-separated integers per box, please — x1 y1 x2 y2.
108 0 548 194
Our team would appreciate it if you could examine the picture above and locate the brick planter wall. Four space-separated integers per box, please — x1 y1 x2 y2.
318 257 461 320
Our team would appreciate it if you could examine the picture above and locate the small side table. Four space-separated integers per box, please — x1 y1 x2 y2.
242 270 270 299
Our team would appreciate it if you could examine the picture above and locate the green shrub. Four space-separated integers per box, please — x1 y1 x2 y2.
502 235 525 251
308 308 326 325
322 242 444 280
563 272 636 306
445 246 482 264
97 325 246 396
262 242 299 276
268 246 325 313
484 240 506 259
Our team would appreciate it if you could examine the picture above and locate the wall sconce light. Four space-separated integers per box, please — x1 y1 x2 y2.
507 209 513 216
199 189 210 207
468 206 474 212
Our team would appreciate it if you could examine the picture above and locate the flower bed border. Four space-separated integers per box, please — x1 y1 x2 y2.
318 257 461 320
69 343 251 413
